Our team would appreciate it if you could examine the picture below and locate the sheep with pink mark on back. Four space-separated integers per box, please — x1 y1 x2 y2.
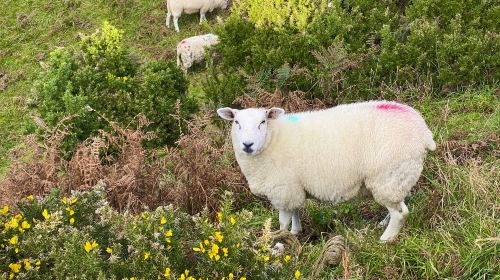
176 33 219 73
217 101 436 242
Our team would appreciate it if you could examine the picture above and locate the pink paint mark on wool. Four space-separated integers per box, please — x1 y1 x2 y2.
376 103 408 112
181 40 187 44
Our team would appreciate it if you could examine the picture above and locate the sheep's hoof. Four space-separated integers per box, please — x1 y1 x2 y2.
290 229 301 235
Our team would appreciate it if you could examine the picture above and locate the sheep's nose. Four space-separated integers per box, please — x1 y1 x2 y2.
243 142 254 153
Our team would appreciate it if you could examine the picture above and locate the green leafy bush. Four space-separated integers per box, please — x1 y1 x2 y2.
35 22 197 151
207 0 498 105
1 188 305 279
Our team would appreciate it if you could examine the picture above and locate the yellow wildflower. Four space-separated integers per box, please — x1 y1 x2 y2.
9 235 18 245
1 205 9 215
204 239 209 245
10 218 19 228
15 214 22 220
70 197 78 204
130 278 136 280
35 260 41 266
228 273 234 279
230 216 236 225
240 278 246 280
217 212 223 222
164 267 171 277
263 255 270 262
123 76 128 81
215 231 224 243
62 196 68 204
284 255 291 262
27 195 34 200
144 252 150 260
42 209 50 220
21 221 30 229
70 217 75 225
84 240 98 253
295 270 301 278
166 229 173 237
15 248 19 253
9 273 14 279
223 247 228 257
9 263 21 273
141 213 147 219
160 216 167 225
23 259 31 270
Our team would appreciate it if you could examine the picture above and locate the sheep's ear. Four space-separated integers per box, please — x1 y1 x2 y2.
267 107 285 119
217 107 237 121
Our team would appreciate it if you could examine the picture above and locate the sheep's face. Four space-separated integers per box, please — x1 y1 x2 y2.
217 107 285 155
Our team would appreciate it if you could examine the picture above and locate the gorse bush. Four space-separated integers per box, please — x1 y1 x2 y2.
35 21 197 152
208 0 498 106
0 188 307 279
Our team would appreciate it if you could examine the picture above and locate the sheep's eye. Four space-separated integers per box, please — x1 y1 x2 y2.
260 120 266 125
234 120 239 125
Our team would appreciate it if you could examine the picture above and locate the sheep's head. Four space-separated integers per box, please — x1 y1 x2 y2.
217 107 285 155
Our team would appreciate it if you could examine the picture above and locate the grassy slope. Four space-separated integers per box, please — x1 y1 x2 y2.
1 0 499 279
0 0 218 173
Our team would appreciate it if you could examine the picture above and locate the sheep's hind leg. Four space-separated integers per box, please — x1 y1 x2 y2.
291 210 302 234
380 201 409 242
173 15 180 32
279 209 292 232
199 13 207 24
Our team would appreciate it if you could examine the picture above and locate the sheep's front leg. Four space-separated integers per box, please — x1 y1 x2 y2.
279 209 292 231
166 11 171 28
291 210 302 234
199 12 207 24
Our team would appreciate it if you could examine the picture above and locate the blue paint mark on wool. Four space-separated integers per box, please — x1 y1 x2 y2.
286 115 300 123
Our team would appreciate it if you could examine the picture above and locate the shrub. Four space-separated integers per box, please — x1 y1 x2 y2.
0 188 308 279
206 0 498 105
35 21 197 152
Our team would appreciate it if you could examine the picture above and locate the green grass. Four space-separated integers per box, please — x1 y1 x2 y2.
1 0 499 279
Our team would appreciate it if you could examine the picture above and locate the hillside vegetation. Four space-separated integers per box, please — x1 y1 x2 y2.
1 0 499 279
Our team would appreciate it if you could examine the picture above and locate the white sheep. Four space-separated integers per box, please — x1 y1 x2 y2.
166 0 229 32
217 101 436 241
176 33 219 73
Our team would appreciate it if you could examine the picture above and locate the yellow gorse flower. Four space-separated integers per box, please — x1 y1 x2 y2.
295 270 301 278
1 205 8 215
164 267 171 277
8 263 21 273
70 217 75 225
27 195 34 200
160 216 167 225
144 252 150 260
21 221 30 229
214 231 224 243
23 259 31 270
217 212 223 222
42 209 50 220
208 243 220 261
9 235 18 245
10 218 19 228
230 216 236 225
223 247 229 257
165 229 173 243
285 255 291 262
70 197 78 204
84 240 98 253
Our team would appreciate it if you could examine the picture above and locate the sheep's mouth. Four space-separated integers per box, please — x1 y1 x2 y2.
243 147 254 154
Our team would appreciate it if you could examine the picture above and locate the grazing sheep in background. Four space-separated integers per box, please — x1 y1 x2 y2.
166 0 229 32
217 101 436 241
176 33 219 73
